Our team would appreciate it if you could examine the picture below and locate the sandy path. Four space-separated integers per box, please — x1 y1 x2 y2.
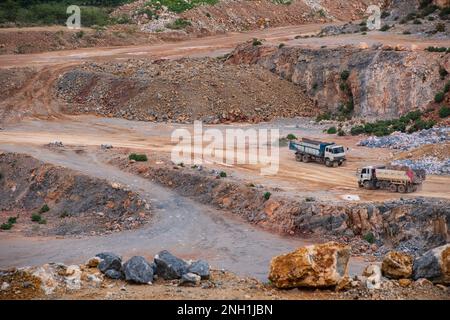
1 116 448 202
2 25 450 69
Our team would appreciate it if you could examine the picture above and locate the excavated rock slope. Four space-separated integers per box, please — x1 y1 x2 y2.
55 57 315 123
0 152 151 236
228 43 450 119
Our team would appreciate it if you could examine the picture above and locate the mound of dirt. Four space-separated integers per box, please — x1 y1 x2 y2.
55 57 315 123
395 142 450 161
0 152 151 236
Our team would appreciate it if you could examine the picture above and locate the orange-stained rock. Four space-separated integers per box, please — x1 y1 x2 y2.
382 251 413 279
268 242 350 289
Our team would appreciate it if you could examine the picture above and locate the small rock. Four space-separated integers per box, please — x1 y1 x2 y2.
179 273 201 287
363 265 382 290
86 257 102 268
105 269 123 280
398 278 412 287
188 260 210 280
96 252 122 273
1 282 10 291
154 250 189 280
123 256 154 284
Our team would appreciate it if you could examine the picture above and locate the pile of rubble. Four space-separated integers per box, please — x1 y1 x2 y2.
358 128 449 150
392 157 450 175
358 128 449 175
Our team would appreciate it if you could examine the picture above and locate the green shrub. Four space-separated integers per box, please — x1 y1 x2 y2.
380 25 391 31
444 81 450 93
38 219 47 225
252 38 262 46
286 134 297 140
166 18 191 29
340 70 350 81
31 214 42 222
75 31 84 39
439 105 450 118
7 217 17 224
278 43 285 49
327 126 337 134
435 23 446 32
337 129 345 136
363 232 375 244
351 125 365 135
39 204 50 213
129 153 148 161
219 171 227 178
0 223 12 230
440 66 449 79
305 197 315 202
435 91 445 103
316 112 331 122
405 110 422 122
263 192 271 200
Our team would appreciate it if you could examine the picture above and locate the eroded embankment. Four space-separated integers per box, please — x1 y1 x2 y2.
228 43 450 119
0 152 151 236
109 152 449 255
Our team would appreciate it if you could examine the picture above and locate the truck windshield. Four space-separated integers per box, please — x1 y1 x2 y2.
332 147 344 154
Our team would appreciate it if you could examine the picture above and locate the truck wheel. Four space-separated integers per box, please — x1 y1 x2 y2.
363 181 372 190
389 184 398 193
302 155 310 163
398 185 406 193
325 160 332 167
296 154 302 162
332 161 338 168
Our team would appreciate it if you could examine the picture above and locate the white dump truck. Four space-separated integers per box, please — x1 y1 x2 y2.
289 138 346 167
357 165 426 193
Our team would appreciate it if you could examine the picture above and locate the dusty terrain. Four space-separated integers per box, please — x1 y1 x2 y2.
0 1 449 300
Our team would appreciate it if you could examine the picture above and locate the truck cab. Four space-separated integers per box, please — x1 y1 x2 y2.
324 145 346 163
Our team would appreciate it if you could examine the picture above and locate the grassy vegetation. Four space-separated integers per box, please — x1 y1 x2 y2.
144 0 218 14
263 192 271 200
165 18 191 30
0 216 18 231
0 0 130 27
31 213 42 222
435 91 445 103
439 105 450 118
363 232 375 244
425 46 450 53
219 171 227 178
128 153 148 162
380 24 391 32
286 134 297 140
252 38 263 46
60 211 70 218
350 110 436 137
39 204 50 214
327 126 337 134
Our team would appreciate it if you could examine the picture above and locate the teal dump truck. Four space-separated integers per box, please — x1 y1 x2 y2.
289 138 346 167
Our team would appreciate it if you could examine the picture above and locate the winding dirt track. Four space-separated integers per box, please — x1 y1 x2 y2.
1 25 450 69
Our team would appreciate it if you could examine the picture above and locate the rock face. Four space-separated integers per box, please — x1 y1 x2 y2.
413 244 450 284
188 260 210 280
122 256 154 284
363 264 382 290
268 242 350 289
229 43 448 119
154 250 189 280
96 252 123 274
382 251 413 279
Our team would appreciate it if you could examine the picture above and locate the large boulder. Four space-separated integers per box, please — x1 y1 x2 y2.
363 264 382 290
154 250 189 280
268 242 350 289
123 256 154 284
413 244 450 284
188 260 210 280
96 252 122 273
381 251 413 279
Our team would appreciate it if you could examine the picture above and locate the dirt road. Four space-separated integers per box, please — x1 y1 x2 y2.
1 116 448 202
2 25 450 69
